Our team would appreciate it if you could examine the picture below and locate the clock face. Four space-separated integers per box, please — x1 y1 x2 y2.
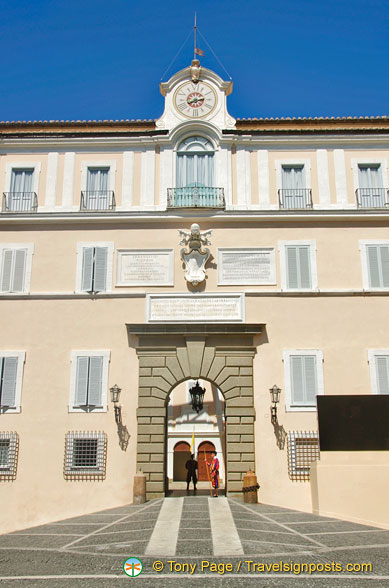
173 81 217 119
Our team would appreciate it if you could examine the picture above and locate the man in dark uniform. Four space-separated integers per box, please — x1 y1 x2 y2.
185 454 198 491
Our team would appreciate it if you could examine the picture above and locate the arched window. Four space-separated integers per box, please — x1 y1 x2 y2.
176 136 214 188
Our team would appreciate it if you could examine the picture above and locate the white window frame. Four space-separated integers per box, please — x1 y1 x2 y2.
64 431 107 477
0 243 34 294
172 134 219 190
351 158 388 194
275 159 311 193
359 240 389 291
5 162 41 195
0 431 19 478
80 161 117 193
75 242 114 293
368 350 389 395
278 240 318 291
0 351 26 414
287 431 319 480
69 350 110 413
283 349 324 412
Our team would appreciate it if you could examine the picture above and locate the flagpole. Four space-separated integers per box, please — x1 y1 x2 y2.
203 451 213 497
194 12 197 60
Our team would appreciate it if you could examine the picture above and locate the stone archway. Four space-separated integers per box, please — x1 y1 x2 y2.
127 324 262 499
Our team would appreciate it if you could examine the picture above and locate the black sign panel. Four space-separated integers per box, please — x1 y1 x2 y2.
317 395 389 451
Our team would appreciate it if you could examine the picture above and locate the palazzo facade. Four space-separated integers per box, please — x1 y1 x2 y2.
1 61 388 533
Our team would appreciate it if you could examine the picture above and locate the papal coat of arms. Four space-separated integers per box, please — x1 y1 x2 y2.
179 224 212 285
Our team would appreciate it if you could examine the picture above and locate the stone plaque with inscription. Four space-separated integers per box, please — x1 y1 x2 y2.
117 249 174 286
147 294 245 322
218 248 276 285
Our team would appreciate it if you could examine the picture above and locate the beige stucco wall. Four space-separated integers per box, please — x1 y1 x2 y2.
1 146 388 210
0 225 388 530
1 220 388 293
310 452 389 529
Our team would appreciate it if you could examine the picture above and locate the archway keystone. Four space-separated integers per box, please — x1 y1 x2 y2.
127 324 262 499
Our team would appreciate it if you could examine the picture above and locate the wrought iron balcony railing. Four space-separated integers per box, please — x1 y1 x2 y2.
2 192 38 213
167 186 225 209
356 188 389 208
278 189 313 209
80 191 116 211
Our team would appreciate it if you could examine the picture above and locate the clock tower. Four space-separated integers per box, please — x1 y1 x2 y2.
156 60 236 131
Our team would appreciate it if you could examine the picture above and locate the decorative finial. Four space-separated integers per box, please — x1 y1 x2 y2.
190 59 201 83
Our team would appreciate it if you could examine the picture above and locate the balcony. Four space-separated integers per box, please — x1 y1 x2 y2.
278 189 313 209
167 185 225 209
80 191 116 211
2 192 38 213
356 188 389 208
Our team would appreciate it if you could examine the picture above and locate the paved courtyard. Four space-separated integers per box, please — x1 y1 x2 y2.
0 495 388 587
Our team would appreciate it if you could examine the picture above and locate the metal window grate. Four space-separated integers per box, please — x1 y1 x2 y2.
64 431 107 479
287 431 319 481
0 431 19 480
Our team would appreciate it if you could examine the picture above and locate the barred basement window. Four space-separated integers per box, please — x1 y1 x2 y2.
64 431 107 479
287 431 319 481
0 431 19 480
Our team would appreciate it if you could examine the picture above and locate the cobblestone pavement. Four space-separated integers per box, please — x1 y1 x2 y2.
0 496 388 587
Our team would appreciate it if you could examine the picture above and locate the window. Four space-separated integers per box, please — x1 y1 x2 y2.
6 169 36 212
80 161 116 211
0 244 34 294
368 351 389 395
176 137 214 188
0 352 25 413
357 165 385 207
0 432 19 479
69 351 110 412
76 242 114 293
360 241 389 290
287 431 319 480
64 431 107 478
279 241 317 290
283 350 324 411
280 165 311 208
82 167 114 210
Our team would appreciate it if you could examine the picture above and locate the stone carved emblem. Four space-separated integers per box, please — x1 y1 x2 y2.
179 224 212 285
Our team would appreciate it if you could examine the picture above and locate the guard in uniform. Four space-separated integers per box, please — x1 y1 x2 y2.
185 454 198 491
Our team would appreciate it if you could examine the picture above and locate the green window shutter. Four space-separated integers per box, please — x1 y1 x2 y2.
380 246 389 288
1 250 14 292
93 247 107 292
12 249 27 292
88 357 103 405
1 357 18 407
376 356 389 395
303 356 317 405
286 247 298 288
367 246 380 287
299 246 312 289
75 357 89 406
81 247 94 292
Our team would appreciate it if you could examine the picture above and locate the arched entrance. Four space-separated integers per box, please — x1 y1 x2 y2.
173 441 191 481
197 441 215 481
128 323 262 499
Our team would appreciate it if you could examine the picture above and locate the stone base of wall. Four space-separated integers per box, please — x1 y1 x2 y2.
311 451 389 530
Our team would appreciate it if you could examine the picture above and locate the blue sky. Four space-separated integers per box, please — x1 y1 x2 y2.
1 0 388 121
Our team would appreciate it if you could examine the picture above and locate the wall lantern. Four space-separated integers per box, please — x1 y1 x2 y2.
110 384 122 425
269 384 281 424
189 380 206 413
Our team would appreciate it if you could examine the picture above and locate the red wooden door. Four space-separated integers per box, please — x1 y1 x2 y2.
197 441 215 481
173 441 191 481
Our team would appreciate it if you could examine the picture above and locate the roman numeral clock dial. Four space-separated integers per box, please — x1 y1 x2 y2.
173 82 217 119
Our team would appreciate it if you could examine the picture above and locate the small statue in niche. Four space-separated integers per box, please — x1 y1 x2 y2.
179 223 212 285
